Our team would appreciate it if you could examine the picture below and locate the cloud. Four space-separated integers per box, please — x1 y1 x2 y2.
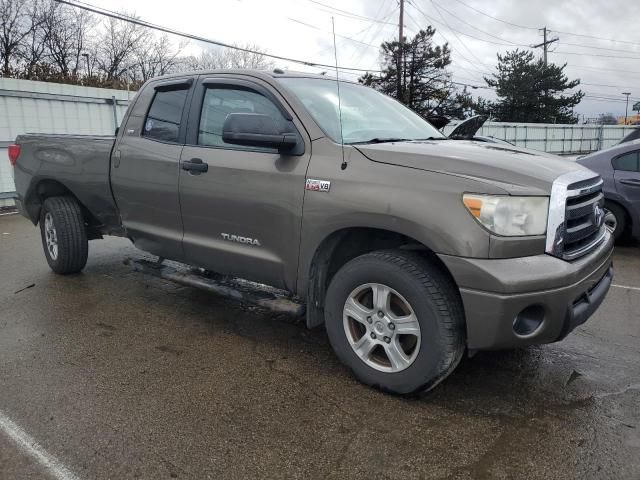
96 0 640 118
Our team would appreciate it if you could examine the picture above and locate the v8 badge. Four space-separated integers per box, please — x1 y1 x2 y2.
305 179 331 192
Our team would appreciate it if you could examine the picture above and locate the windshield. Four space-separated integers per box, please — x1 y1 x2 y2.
278 77 445 144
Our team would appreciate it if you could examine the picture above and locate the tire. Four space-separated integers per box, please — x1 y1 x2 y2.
324 250 465 395
604 202 627 241
39 196 88 274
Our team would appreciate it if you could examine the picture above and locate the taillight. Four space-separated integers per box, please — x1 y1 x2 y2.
8 144 20 166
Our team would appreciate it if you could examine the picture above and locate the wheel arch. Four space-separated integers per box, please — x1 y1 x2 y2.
24 178 101 238
302 226 461 329
604 197 634 237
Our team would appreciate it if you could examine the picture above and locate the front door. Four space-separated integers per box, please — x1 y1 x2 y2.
111 77 194 261
179 77 310 290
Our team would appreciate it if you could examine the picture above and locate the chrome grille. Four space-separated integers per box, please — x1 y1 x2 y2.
546 171 607 261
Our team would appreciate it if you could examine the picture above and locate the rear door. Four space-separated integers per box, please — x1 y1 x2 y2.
612 149 640 218
111 77 194 260
179 76 310 290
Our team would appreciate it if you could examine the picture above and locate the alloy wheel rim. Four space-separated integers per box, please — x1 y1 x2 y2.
44 212 58 260
343 283 421 373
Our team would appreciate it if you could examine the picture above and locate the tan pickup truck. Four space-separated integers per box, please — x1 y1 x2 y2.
9 70 614 394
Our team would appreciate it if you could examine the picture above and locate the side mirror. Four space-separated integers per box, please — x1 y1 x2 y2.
222 113 297 153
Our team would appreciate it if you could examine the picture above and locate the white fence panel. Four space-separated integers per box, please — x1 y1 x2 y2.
0 78 131 206
444 121 638 154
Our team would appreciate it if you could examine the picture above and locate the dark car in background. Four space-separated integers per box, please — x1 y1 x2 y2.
446 115 514 145
578 139 640 241
619 127 640 145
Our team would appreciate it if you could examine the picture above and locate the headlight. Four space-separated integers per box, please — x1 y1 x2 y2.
463 194 549 236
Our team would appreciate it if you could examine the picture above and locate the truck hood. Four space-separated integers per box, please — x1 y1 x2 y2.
356 139 589 195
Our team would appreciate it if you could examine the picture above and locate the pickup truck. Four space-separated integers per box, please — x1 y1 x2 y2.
9 70 614 394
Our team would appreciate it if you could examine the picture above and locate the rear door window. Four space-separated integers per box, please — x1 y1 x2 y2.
143 88 189 143
612 151 639 172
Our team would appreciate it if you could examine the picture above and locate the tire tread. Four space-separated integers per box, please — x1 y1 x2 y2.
40 196 88 274
325 249 466 395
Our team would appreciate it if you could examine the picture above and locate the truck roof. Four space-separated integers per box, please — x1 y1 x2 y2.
150 68 359 84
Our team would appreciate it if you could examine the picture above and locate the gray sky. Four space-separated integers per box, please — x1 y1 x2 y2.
95 0 640 120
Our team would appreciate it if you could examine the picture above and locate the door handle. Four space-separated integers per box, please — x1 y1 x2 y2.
182 158 208 174
112 150 121 168
619 178 640 187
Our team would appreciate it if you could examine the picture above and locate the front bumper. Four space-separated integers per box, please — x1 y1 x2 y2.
438 231 614 350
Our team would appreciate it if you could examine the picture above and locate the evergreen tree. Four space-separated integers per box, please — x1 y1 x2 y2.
360 27 463 118
476 49 583 123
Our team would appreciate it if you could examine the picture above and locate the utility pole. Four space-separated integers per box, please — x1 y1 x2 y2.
397 0 404 101
532 27 559 116
623 92 631 124
532 27 559 67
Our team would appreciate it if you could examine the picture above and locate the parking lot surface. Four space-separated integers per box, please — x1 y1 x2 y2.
1 213 639 479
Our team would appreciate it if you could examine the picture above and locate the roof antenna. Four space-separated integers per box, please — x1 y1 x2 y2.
331 17 348 170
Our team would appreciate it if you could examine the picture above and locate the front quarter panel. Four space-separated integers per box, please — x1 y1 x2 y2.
297 139 507 294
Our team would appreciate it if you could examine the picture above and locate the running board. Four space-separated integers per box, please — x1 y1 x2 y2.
130 259 305 317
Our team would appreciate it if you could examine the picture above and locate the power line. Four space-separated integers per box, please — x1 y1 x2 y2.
448 0 640 50
451 75 640 104
405 9 490 79
286 17 379 48
560 41 640 54
348 2 397 64
60 0 638 110
565 64 640 76
430 0 522 46
580 81 640 90
351 0 394 36
54 0 384 74
584 95 640 103
348 7 397 65
305 0 397 25
407 3 516 47
427 0 491 68
549 29 640 48
448 0 537 30
553 50 640 61
405 1 493 76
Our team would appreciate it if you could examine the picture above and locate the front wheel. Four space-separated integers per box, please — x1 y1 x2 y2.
324 250 465 395
39 196 88 274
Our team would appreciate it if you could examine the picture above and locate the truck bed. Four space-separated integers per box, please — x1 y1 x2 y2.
13 134 122 232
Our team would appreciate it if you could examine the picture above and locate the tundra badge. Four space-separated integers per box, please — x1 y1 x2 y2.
305 179 331 192
221 233 261 246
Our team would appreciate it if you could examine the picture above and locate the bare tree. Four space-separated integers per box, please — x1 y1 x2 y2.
20 0 49 78
0 0 37 76
43 2 95 77
133 34 185 82
187 44 274 71
95 14 149 81
0 4 275 89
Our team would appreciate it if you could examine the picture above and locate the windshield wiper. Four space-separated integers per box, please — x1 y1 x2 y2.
411 137 450 141
348 137 412 145
349 136 449 144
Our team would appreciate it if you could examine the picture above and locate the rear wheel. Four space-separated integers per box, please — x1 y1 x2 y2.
39 196 88 274
324 250 465 395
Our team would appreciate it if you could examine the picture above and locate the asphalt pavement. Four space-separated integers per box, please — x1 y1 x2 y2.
0 213 639 479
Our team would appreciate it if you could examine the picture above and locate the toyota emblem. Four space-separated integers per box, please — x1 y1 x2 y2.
593 204 603 226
